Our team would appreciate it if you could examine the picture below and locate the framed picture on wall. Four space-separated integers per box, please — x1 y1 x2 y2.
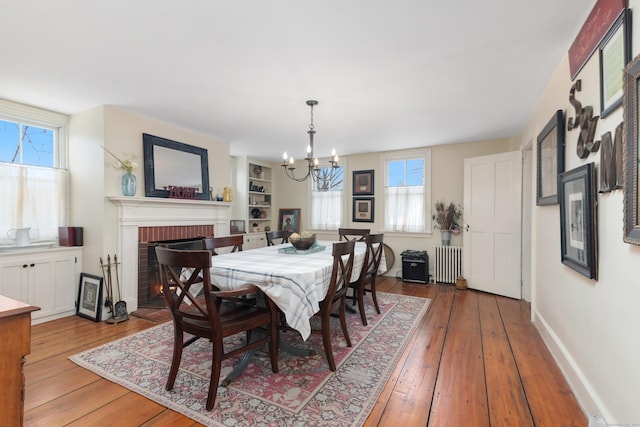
536 110 565 206
353 170 374 195
76 273 103 322
353 197 375 222
599 8 631 118
559 163 597 280
278 208 301 233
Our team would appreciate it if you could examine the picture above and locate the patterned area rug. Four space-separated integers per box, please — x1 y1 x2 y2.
70 292 430 426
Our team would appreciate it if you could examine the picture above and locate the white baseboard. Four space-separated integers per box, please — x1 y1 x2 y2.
532 308 613 424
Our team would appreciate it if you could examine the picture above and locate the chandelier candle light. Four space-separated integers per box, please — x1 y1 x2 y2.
282 100 340 183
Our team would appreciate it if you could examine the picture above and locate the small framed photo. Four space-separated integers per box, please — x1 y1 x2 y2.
559 163 598 280
230 219 245 234
599 9 631 118
353 169 374 195
278 208 301 233
76 273 103 322
353 197 375 222
537 110 565 206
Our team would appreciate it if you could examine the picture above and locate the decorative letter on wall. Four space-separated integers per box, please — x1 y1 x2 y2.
599 122 624 193
567 80 601 159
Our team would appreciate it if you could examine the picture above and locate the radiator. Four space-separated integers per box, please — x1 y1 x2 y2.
434 246 462 284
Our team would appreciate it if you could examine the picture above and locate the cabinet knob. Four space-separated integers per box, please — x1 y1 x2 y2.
23 264 28 268
30 263 35 267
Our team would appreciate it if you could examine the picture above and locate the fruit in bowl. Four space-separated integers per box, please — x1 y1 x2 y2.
289 231 317 250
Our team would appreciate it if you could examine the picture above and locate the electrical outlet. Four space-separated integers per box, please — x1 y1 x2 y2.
588 414 605 427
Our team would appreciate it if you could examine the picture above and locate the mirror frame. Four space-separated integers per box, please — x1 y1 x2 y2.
142 133 210 200
623 54 640 244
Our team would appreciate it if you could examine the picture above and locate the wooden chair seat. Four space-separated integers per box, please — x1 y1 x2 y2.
155 247 278 410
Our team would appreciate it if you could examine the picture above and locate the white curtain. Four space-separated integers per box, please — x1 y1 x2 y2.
311 189 342 230
385 186 425 232
0 163 68 242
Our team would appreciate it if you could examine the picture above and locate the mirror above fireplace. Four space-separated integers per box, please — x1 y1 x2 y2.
142 133 210 200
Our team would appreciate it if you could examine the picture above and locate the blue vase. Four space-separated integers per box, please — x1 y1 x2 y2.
122 171 137 196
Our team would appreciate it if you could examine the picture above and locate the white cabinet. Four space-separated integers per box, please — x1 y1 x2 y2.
0 247 82 324
243 232 267 250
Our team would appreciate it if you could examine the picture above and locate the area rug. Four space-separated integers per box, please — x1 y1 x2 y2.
70 292 430 427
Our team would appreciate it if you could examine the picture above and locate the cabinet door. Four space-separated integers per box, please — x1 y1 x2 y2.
243 233 267 250
53 255 79 314
0 262 29 302
29 260 54 320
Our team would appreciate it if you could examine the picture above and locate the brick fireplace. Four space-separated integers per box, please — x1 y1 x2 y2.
108 196 231 313
137 225 214 308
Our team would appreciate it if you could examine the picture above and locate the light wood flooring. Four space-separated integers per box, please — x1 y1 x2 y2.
24 278 587 426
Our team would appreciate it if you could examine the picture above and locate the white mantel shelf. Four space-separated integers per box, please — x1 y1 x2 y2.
108 196 232 226
107 196 233 313
108 196 233 208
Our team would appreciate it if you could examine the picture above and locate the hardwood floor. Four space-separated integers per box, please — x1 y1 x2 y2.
24 278 587 426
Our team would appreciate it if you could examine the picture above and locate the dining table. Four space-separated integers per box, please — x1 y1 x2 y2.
209 239 386 341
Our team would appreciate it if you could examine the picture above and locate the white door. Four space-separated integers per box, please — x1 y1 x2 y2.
463 151 522 298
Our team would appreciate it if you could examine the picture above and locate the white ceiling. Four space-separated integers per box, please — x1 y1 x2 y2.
0 0 592 162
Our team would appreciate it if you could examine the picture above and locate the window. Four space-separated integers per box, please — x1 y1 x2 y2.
384 149 430 233
0 99 69 242
310 166 344 230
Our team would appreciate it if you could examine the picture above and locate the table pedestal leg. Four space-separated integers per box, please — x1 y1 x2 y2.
221 330 316 386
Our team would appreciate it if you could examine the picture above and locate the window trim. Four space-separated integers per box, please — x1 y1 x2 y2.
381 148 432 234
0 98 69 169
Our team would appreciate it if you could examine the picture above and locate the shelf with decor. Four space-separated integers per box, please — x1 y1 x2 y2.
232 157 274 236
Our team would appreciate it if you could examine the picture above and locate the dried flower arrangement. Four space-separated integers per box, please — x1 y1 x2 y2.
432 200 463 231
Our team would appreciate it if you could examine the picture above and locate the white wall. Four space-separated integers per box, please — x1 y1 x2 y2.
69 106 231 276
522 1 640 422
68 106 105 277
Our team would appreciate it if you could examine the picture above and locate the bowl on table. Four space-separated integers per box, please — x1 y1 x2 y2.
289 233 317 250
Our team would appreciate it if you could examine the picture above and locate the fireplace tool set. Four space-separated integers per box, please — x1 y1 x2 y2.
99 254 129 323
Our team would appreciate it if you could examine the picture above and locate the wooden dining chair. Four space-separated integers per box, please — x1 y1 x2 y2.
338 227 370 241
202 234 244 255
347 233 384 326
155 247 279 410
311 239 355 371
265 229 290 246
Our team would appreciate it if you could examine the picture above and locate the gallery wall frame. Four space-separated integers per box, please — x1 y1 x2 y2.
352 197 375 222
278 208 301 233
558 163 598 279
623 52 640 245
536 110 565 206
568 0 628 80
76 273 103 322
599 8 632 118
352 170 374 195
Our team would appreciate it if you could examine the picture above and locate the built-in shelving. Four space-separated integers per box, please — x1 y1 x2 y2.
246 162 272 233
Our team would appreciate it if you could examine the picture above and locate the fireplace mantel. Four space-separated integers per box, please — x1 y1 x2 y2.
108 196 232 313
108 196 232 225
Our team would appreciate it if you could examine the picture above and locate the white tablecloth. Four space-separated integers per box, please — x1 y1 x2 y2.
209 240 386 340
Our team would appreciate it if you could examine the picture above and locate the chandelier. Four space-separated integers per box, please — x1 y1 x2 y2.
282 100 340 183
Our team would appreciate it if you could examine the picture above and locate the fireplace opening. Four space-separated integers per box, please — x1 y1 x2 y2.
138 237 204 308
